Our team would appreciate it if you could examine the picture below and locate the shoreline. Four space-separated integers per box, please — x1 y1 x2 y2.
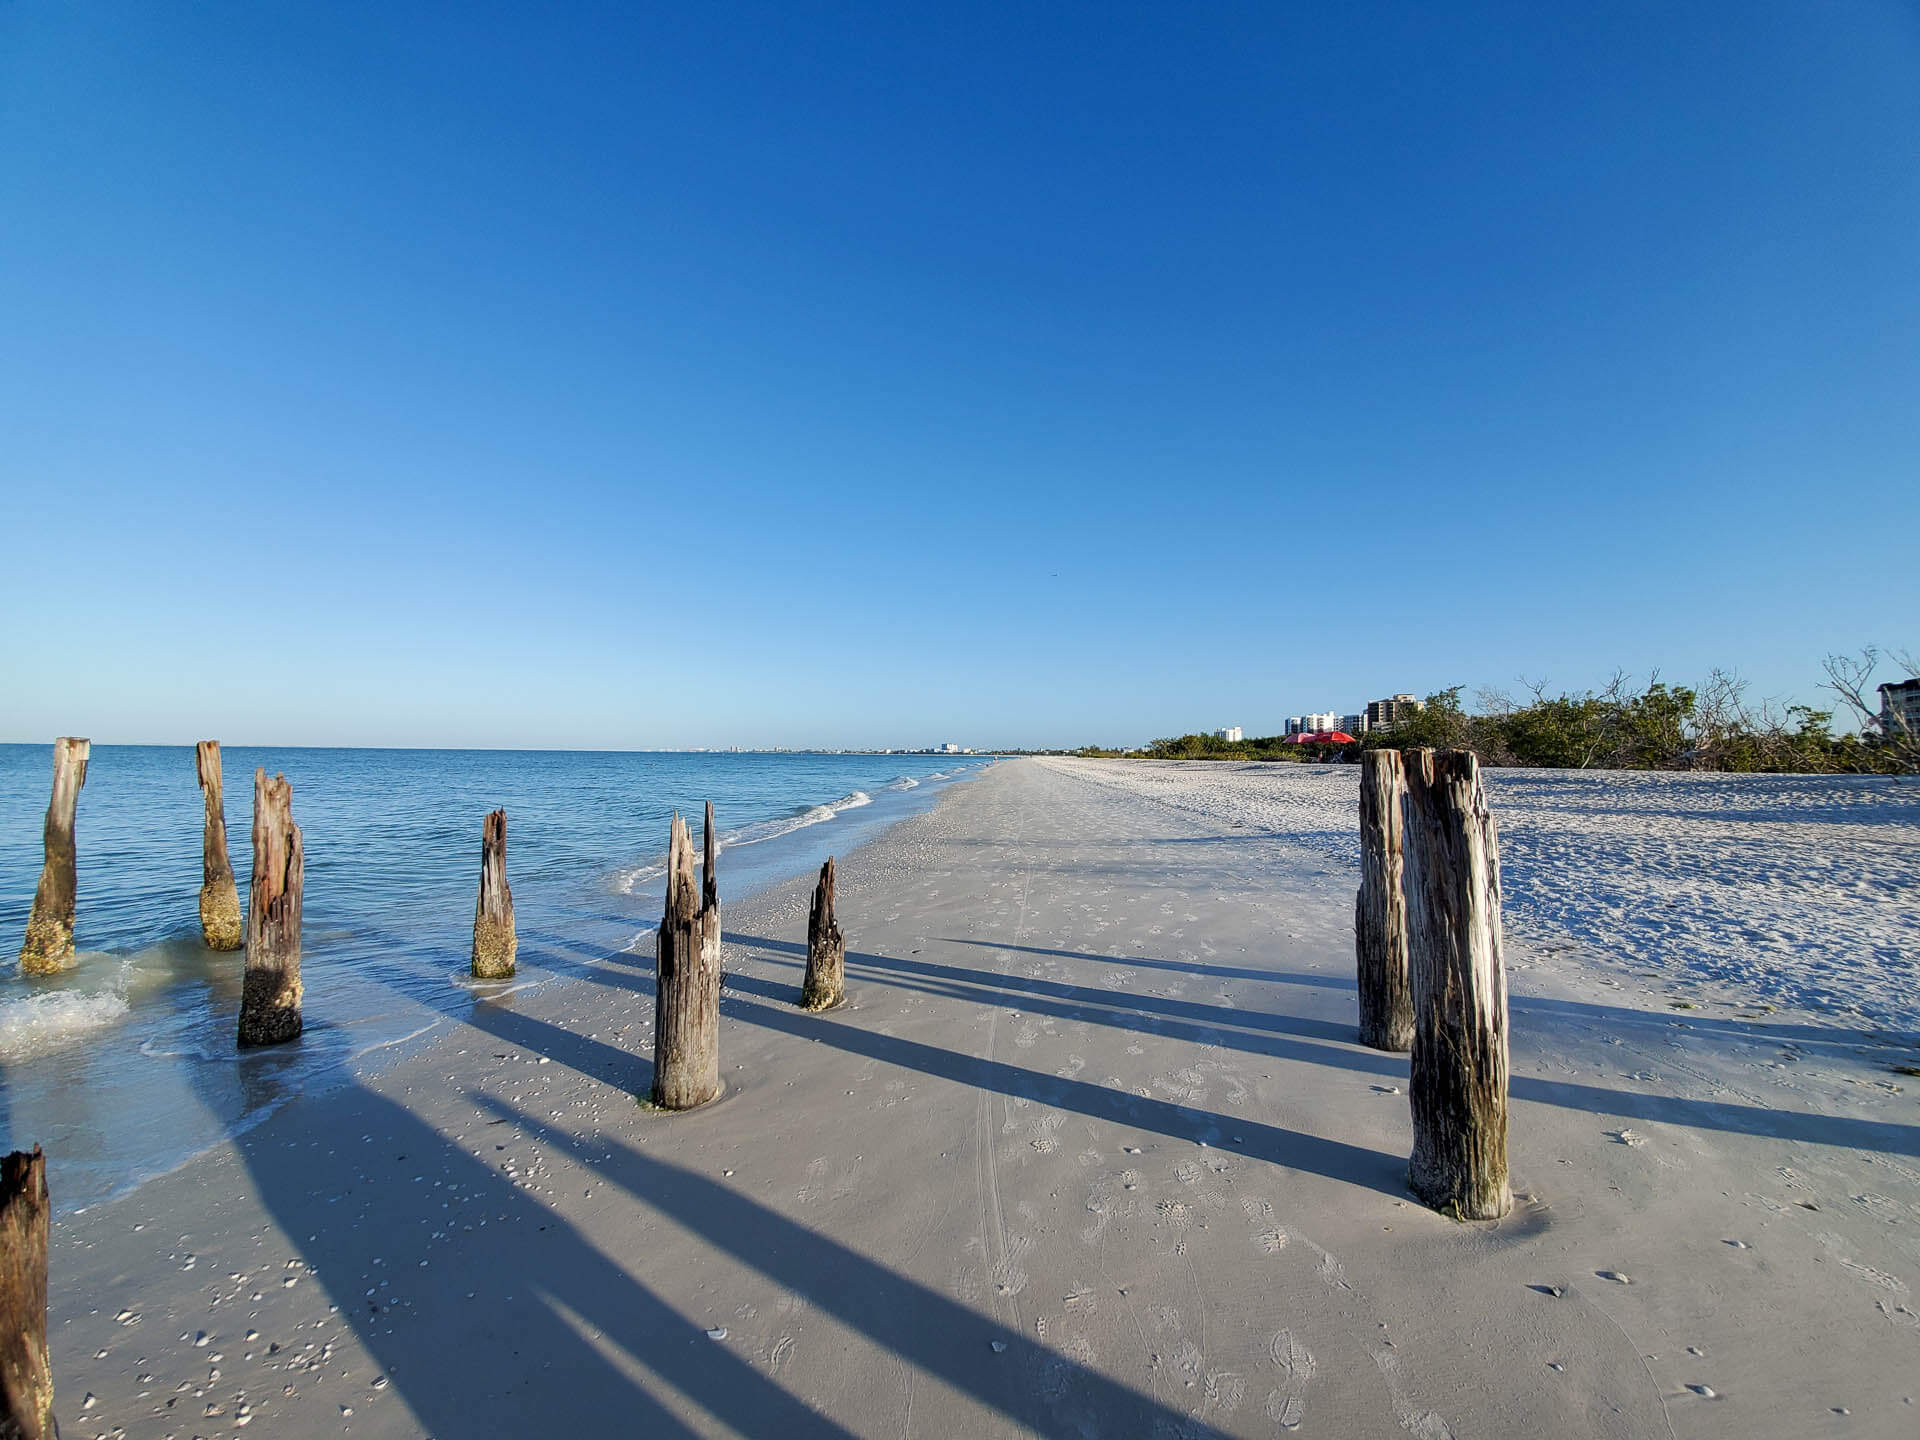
3 752 988 1215
42 758 1920 1437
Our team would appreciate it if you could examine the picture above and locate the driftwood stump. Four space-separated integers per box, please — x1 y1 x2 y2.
652 811 721 1109
18 738 88 975
196 741 243 951
801 857 846 1011
1355 748 1413 1051
1402 748 1511 1219
0 1147 53 1440
239 770 304 1047
470 809 517 979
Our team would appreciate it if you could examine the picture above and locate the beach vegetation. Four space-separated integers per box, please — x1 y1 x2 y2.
1117 647 1919 774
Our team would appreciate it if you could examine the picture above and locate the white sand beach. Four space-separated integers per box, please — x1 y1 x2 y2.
42 758 1920 1438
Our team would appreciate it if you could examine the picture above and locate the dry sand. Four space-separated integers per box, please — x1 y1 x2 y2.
42 759 1920 1437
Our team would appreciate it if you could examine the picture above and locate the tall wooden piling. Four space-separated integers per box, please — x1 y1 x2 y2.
0 1146 54 1440
1402 748 1511 1220
239 770 304 1047
18 738 89 975
470 809 517 979
1355 748 1413 1051
196 741 243 951
652 811 722 1110
801 857 846 1011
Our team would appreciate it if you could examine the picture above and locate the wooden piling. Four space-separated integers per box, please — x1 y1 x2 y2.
239 770 304 1047
470 809 517 979
196 741 243 951
652 811 722 1109
1402 748 1511 1220
0 1146 53 1440
18 738 88 975
702 799 718 913
801 857 846 1011
1355 748 1413 1051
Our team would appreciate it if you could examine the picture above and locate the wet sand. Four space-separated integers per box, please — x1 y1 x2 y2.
44 759 1920 1437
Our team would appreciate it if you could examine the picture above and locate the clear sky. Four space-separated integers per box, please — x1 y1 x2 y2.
3 2 1916 750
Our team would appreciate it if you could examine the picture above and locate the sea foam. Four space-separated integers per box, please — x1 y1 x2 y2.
0 985 131 1061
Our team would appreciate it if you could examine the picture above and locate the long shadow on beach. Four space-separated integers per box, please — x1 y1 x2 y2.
477 1091 1238 1439
562 947 1410 1199
939 937 1919 1047
225 1079 854 1437
722 933 1920 1161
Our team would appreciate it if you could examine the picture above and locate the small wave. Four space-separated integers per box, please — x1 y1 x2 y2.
1 989 131 1060
613 791 874 894
448 970 552 997
884 775 921 791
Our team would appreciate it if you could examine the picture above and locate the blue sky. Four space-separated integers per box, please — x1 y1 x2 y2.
3 2 1916 749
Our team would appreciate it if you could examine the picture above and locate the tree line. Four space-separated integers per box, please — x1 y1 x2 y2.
1114 648 1919 774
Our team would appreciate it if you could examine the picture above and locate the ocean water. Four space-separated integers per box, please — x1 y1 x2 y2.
0 745 987 1209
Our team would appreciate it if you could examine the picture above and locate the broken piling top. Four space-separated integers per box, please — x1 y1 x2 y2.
802 856 846 1011
240 769 304 1047
18 737 90 975
471 808 517 979
1402 747 1510 1220
653 808 723 1109
0 1145 54 1440
195 741 243 951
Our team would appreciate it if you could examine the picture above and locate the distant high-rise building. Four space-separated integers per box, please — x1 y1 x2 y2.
1340 714 1367 737
1879 678 1920 739
1287 712 1342 736
1214 726 1243 743
1365 694 1425 730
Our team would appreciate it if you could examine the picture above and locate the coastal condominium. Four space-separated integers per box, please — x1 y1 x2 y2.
1880 678 1920 738
1365 694 1425 730
1214 727 1243 742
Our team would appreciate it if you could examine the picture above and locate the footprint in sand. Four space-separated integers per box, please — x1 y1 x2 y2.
1202 1370 1245 1417
1173 1339 1203 1379
1157 1200 1196 1229
991 1234 1034 1296
1265 1330 1316 1431
796 1158 828 1205
768 1336 795 1376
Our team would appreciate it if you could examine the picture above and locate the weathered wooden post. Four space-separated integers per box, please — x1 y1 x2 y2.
801 857 846 1010
17 738 89 975
0 1146 54 1440
652 810 722 1109
196 741 243 951
1402 748 1510 1219
1355 748 1413 1051
470 808 516 979
239 770 304 1047
702 799 718 912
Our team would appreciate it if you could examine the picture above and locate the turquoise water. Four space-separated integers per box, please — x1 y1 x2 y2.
0 745 987 1208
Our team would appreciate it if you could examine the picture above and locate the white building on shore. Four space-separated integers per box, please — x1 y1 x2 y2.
1213 727 1243 743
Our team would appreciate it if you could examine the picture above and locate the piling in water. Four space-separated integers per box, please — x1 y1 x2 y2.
470 808 517 979
239 769 304 1047
18 738 88 976
196 741 243 951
